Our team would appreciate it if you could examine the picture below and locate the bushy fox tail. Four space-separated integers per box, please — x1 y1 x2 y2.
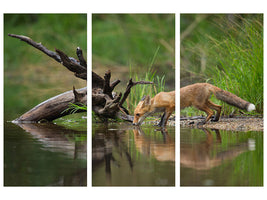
208 84 255 112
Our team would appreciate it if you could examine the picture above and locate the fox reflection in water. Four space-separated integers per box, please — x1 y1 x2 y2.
92 125 175 185
132 127 175 162
180 128 255 170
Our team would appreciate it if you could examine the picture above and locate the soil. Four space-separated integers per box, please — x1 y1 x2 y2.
180 116 263 132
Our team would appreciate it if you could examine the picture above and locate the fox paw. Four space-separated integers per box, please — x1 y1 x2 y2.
211 118 219 122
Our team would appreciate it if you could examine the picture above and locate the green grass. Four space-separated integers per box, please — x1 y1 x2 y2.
181 14 263 117
127 46 166 113
62 103 87 114
206 16 263 114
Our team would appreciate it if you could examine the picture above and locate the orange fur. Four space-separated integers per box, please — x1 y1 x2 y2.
180 83 255 124
133 91 175 127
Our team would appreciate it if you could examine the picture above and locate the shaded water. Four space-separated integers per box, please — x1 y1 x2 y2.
4 121 87 186
180 128 263 186
92 123 175 186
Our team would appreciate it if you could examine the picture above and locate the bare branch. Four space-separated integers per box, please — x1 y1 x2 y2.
8 33 87 80
8 33 61 62
119 78 153 107
76 47 87 68
55 49 87 80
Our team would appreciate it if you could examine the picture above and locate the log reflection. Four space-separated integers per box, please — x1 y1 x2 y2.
14 123 87 159
12 122 87 186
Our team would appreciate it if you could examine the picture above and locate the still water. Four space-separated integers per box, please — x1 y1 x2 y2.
180 128 263 186
92 123 175 186
4 121 87 186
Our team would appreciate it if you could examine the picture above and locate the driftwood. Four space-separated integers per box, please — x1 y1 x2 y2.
13 87 87 122
180 116 206 121
9 34 87 123
92 70 153 122
10 34 152 123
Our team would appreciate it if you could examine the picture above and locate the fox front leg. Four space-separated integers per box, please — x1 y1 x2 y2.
157 113 166 127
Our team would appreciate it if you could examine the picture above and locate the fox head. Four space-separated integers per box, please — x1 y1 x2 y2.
133 95 152 126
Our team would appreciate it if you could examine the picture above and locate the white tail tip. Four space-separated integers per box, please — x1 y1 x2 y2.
247 104 256 112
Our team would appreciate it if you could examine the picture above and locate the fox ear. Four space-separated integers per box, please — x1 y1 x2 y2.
141 95 147 101
143 95 151 106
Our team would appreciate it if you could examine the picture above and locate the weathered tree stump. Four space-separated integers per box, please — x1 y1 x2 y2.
92 70 153 122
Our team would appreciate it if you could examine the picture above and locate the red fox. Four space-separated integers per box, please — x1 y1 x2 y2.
133 91 175 127
180 83 255 124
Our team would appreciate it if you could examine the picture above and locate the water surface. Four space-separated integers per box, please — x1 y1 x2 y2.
4 121 87 186
92 123 175 186
180 128 263 186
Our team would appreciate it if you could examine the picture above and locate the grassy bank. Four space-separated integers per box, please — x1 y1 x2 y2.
181 14 263 117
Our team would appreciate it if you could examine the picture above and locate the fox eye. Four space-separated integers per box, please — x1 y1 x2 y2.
136 113 140 117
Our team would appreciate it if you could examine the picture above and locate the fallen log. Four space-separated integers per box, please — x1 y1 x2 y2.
13 87 87 123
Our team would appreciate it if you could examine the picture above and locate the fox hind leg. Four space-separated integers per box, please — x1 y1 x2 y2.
206 100 221 122
195 104 214 124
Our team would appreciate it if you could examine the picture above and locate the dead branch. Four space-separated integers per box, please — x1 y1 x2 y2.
8 33 87 80
119 78 153 107
76 47 87 68
92 70 153 122
92 71 104 88
55 48 87 80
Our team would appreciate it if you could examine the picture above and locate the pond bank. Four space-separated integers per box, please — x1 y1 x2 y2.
180 116 263 132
